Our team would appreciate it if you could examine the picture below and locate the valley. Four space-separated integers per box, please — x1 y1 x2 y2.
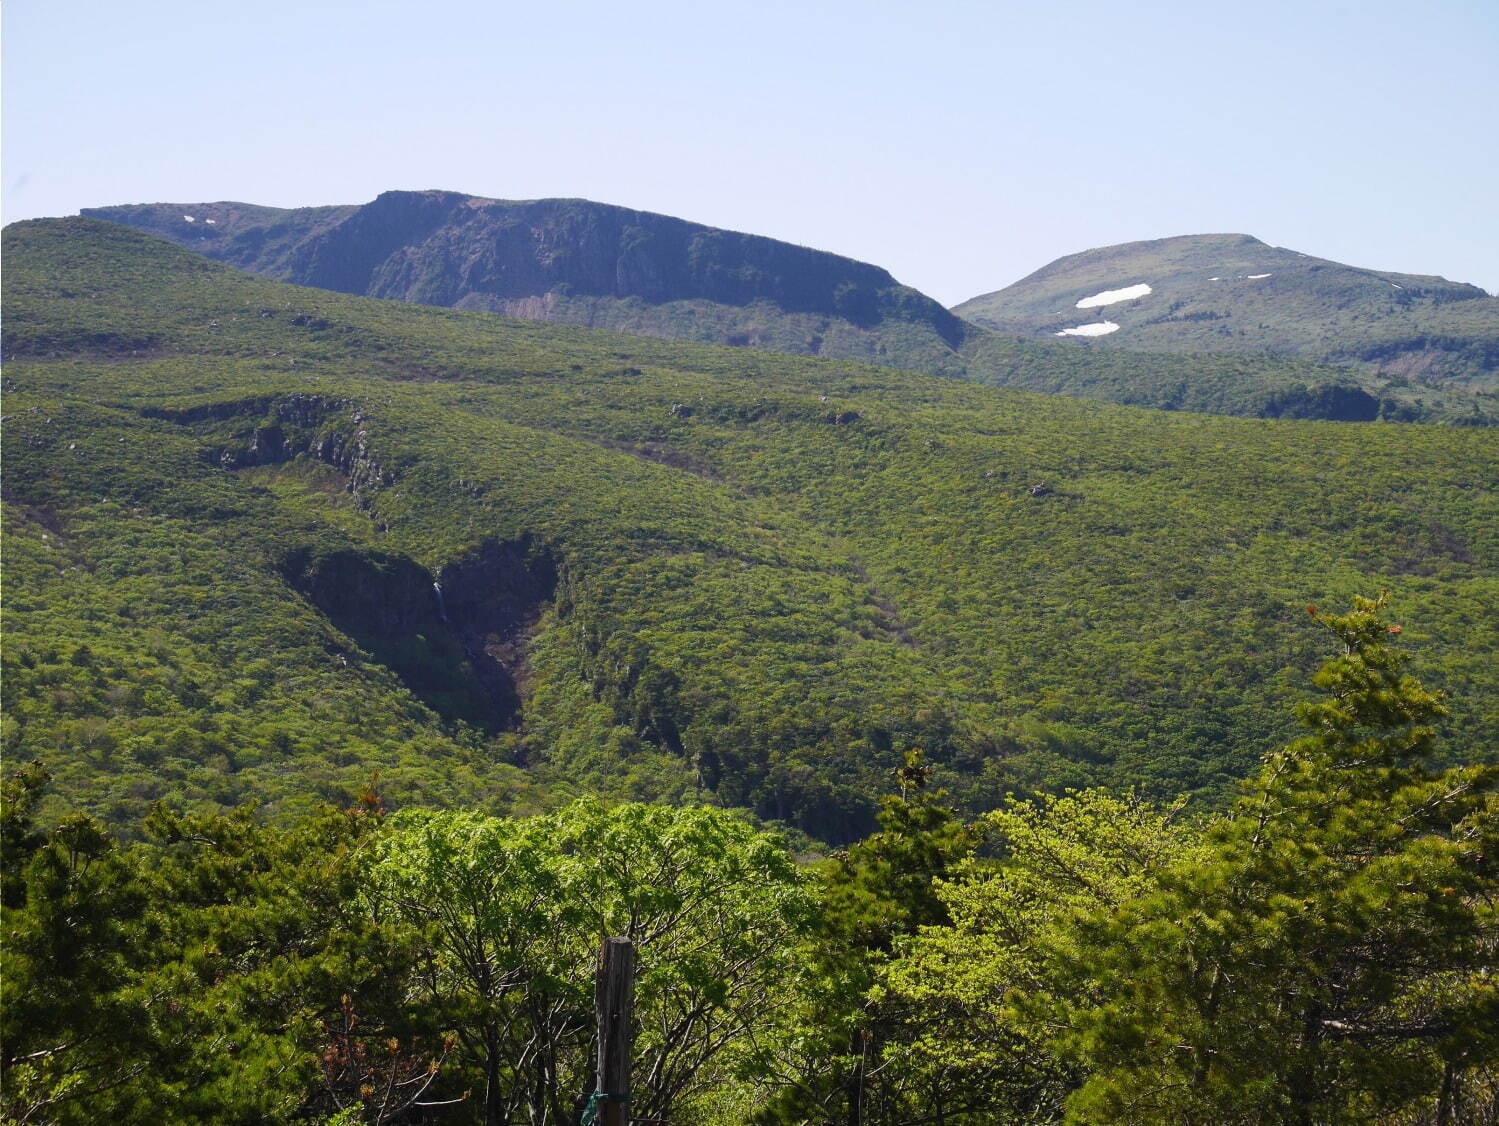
5 217 1496 842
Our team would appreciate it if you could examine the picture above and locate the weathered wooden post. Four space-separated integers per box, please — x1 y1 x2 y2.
590 936 635 1126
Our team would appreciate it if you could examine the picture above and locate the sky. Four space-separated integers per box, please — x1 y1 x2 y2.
5 0 1497 305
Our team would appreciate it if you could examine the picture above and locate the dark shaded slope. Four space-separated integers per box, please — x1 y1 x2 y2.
85 199 358 278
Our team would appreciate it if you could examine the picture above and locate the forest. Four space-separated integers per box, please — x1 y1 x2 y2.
2 218 1497 1122
4 219 1496 836
4 597 1496 1122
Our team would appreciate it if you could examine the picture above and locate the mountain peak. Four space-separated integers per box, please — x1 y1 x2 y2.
83 190 969 356
954 232 1497 386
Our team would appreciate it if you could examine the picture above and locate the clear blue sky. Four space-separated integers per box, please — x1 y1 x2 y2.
5 0 1496 304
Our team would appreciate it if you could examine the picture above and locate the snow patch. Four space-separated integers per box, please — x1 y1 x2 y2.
1247 273 1272 279
183 214 195 222
1076 282 1152 309
205 218 217 225
1055 321 1121 337
1390 282 1403 289
1208 276 1221 281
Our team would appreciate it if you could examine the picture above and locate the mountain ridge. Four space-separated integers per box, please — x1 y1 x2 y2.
84 189 968 344
954 232 1499 389
989 232 1491 297
77 196 1497 423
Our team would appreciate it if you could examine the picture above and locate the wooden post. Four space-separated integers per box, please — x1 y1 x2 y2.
594 936 635 1126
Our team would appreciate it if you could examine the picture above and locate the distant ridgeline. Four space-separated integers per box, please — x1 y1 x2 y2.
955 232 1499 416
83 191 970 372
83 192 1496 424
4 216 1497 842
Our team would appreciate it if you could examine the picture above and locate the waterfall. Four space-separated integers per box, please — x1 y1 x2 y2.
432 581 452 625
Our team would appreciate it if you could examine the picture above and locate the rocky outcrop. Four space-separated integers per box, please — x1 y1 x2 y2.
149 394 395 497
147 392 557 729
279 536 556 731
433 537 558 722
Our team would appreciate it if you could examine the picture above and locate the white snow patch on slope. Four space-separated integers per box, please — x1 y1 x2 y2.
183 215 196 222
1055 321 1121 337
1247 273 1272 279
1390 282 1403 289
1208 276 1221 281
205 218 217 225
1076 283 1152 309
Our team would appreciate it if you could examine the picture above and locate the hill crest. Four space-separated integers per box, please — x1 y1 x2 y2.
955 232 1498 387
83 189 967 345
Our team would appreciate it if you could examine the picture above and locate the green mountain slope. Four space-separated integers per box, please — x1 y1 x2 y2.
82 193 1488 423
5 218 1497 841
955 233 1499 400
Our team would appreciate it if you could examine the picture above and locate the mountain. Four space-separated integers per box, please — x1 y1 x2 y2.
5 217 1496 842
82 190 970 369
82 193 1492 424
954 233 1499 398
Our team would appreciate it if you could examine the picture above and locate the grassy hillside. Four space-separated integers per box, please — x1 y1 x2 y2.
83 194 1493 424
5 218 1497 842
955 233 1499 407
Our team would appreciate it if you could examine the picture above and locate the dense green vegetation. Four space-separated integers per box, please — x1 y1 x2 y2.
5 598 1494 1122
955 232 1499 416
4 217 1498 844
81 194 1490 423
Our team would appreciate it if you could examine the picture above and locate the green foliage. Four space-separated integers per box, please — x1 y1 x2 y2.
819 752 981 953
869 789 1203 1124
0 761 51 907
136 795 435 1122
3 778 811 1123
750 752 987 1123
3 218 1498 845
1 767 165 1123
0 598 1492 1121
369 801 813 1124
1060 595 1499 1123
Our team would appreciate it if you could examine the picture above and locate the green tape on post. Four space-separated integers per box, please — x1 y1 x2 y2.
580 1090 630 1126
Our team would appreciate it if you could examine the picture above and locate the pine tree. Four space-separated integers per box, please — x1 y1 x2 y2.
1068 595 1499 1124
755 751 985 1125
1 764 164 1123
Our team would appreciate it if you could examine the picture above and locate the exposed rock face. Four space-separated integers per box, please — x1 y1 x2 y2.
148 392 558 731
283 546 436 637
435 538 559 721
279 536 556 731
84 190 966 346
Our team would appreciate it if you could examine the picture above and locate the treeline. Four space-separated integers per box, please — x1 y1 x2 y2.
4 597 1494 1124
